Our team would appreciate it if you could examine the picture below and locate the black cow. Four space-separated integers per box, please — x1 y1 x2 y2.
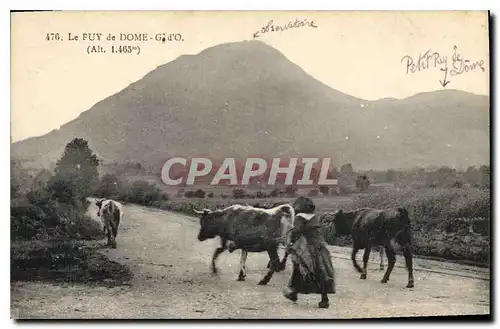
194 204 295 285
331 207 414 288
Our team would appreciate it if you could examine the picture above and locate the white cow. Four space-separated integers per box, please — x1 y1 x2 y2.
95 198 124 248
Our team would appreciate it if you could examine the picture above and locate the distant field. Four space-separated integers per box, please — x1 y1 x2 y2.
166 195 355 213
118 174 396 197
119 174 359 211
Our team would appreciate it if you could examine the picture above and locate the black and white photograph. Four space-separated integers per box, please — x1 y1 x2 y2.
9 10 491 319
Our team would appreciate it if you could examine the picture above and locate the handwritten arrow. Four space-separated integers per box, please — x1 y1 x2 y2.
439 67 451 87
253 31 260 39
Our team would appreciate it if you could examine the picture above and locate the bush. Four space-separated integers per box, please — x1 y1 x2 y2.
122 180 168 206
285 186 297 197
348 188 490 228
269 189 280 198
308 189 319 197
207 192 214 198
11 240 133 284
232 188 246 199
450 180 464 188
11 190 103 241
255 191 267 198
194 189 206 198
319 186 329 196
184 190 205 198
95 174 122 198
338 185 355 195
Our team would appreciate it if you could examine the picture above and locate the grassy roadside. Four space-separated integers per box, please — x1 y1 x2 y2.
11 239 133 287
11 195 133 286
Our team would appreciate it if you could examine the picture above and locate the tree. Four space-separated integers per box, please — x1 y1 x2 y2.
48 138 100 202
340 163 354 175
95 173 121 198
285 185 298 197
194 189 206 198
356 174 370 192
318 186 329 196
232 188 246 199
308 189 319 197
386 169 396 182
479 165 490 188
10 176 20 199
436 166 455 186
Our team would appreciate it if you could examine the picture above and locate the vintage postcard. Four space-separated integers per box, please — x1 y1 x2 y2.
10 11 490 320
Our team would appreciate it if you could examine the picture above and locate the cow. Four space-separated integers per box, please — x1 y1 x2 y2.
95 198 124 249
193 204 295 285
320 212 385 270
246 202 293 271
331 207 414 288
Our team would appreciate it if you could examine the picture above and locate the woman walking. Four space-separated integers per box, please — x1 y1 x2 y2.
283 196 336 308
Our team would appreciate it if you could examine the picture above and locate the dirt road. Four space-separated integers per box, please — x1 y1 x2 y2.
11 203 490 319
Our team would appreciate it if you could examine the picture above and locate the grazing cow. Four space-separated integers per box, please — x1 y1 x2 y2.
95 198 124 249
331 207 414 288
193 204 295 285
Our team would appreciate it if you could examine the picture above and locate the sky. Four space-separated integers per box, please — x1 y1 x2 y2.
11 11 490 142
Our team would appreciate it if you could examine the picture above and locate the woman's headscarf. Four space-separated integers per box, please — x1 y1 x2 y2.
293 196 316 215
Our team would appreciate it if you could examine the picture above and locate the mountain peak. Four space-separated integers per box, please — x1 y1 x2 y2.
12 42 489 171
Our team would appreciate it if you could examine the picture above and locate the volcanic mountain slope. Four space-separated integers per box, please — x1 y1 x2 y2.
11 40 490 171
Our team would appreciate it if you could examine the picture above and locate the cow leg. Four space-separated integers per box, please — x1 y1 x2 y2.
110 223 118 249
267 249 288 270
211 239 227 275
277 250 289 272
360 244 371 280
351 243 363 274
381 244 396 284
109 212 120 249
228 241 242 253
379 246 385 270
258 247 279 285
106 224 112 247
237 250 248 281
403 244 415 288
